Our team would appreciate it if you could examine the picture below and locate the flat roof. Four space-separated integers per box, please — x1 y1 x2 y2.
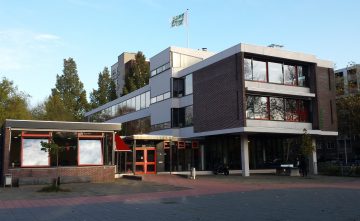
4 119 121 132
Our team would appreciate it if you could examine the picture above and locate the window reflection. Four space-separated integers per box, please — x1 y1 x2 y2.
284 65 296 85
252 60 267 82
270 97 284 120
22 139 49 167
268 62 283 84
244 58 252 80
78 140 103 165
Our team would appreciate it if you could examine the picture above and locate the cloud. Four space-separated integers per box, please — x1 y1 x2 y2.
34 34 61 41
0 29 62 72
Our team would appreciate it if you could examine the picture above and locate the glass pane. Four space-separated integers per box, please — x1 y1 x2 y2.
140 93 146 109
284 65 297 85
146 91 150 107
147 164 155 172
246 96 255 119
22 139 49 166
185 106 193 126
270 97 284 120
185 74 193 95
147 150 155 162
163 92 171 100
156 94 164 102
285 99 299 121
136 150 144 162
298 66 308 87
254 96 269 119
298 100 309 122
268 62 283 84
78 140 103 165
252 60 267 82
135 95 140 111
244 58 252 80
131 97 136 110
136 165 144 172
151 97 157 104
151 69 156 77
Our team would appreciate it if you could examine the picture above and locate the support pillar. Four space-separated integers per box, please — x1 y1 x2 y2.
241 134 249 177
200 145 205 171
309 138 318 175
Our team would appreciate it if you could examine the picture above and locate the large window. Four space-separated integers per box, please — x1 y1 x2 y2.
268 62 283 84
22 138 50 167
246 95 310 122
173 74 193 98
172 106 193 127
78 139 103 166
246 96 269 120
252 60 267 82
245 57 309 87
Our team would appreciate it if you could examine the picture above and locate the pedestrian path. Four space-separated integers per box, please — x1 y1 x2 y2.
1 175 359 209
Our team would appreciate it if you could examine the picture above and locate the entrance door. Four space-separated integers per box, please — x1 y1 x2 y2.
135 147 156 174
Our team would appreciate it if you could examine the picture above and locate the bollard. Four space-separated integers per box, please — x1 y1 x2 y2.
191 167 196 179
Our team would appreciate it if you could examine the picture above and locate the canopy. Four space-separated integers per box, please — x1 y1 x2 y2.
115 135 131 151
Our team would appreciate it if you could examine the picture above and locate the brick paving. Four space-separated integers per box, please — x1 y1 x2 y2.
1 175 360 220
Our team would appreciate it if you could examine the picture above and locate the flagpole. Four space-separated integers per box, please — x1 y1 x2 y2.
186 9 189 48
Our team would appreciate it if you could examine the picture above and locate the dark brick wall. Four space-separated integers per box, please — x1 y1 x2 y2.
9 166 115 183
193 54 244 132
1 128 10 182
315 66 338 131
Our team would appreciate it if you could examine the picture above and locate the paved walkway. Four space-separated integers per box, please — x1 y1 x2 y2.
1 175 360 210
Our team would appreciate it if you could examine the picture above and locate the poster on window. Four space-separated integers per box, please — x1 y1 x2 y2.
78 139 103 165
22 139 49 167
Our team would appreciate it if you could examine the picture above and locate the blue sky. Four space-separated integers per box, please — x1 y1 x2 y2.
0 0 359 106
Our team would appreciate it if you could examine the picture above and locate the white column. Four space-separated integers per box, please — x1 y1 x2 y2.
309 138 318 175
241 134 250 177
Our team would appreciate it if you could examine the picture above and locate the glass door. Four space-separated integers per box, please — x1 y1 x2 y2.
135 147 156 174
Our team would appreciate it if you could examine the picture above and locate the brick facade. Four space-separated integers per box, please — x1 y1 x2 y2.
8 166 115 183
315 66 338 131
193 54 245 132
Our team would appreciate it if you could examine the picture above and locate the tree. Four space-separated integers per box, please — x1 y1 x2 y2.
40 139 63 187
90 67 117 108
122 52 150 95
336 94 360 136
44 92 73 121
0 77 32 125
300 129 315 157
50 58 89 121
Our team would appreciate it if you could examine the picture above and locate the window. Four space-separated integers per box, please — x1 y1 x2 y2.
252 60 267 82
172 52 181 68
246 95 310 122
151 62 170 77
136 95 141 111
22 138 50 167
163 92 171 99
268 62 283 84
246 96 269 120
78 139 103 165
270 97 284 120
285 99 298 121
173 78 185 97
245 57 309 87
244 58 253 80
156 94 164 102
146 91 151 107
172 106 193 127
140 93 146 109
284 65 296 85
185 74 193 95
151 97 157 104
297 66 308 87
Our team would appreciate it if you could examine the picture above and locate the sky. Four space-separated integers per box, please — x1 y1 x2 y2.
0 0 359 107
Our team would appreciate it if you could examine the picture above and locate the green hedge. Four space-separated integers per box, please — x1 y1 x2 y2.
318 162 360 177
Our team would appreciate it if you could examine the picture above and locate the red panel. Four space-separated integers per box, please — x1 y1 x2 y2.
178 141 185 149
115 135 131 151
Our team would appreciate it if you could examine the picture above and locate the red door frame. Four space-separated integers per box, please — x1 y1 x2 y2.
135 147 156 174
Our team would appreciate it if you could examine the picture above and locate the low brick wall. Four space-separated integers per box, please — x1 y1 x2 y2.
8 166 116 183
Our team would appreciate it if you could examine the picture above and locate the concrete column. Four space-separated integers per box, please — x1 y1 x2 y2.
241 134 249 177
309 138 318 175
